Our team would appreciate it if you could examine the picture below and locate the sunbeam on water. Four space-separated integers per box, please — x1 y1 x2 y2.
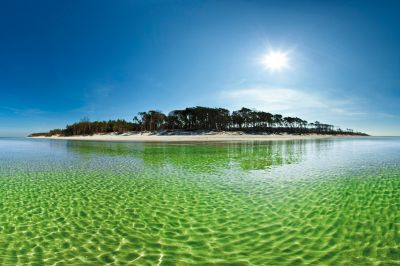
0 137 400 265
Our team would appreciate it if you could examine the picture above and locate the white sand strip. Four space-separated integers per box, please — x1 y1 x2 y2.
29 132 360 142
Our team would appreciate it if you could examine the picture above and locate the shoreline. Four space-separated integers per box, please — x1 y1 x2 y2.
28 132 363 142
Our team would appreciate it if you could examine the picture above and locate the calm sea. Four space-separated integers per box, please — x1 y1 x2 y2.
0 137 399 265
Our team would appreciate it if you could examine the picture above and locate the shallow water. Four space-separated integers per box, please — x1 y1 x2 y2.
0 137 400 265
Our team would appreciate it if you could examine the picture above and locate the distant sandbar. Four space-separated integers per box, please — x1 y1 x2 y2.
29 131 361 142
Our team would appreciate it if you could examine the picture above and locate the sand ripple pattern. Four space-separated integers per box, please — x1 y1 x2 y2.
0 137 400 265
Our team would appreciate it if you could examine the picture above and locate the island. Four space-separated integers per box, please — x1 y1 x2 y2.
29 106 368 141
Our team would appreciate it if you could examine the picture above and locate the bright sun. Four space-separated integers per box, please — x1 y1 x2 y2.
261 50 289 72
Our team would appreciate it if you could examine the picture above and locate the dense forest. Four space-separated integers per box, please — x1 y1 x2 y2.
29 106 368 137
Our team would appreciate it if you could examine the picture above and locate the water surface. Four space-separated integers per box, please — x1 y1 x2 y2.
0 137 399 265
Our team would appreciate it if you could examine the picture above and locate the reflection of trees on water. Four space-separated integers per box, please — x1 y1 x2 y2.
163 141 312 172
64 141 145 157
227 141 305 170
65 139 334 172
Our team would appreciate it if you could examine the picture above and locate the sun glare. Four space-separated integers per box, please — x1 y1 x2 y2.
261 50 289 72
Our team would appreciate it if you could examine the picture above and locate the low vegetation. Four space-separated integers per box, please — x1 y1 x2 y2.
29 106 368 137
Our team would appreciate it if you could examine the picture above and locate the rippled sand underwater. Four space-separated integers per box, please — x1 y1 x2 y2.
0 137 400 265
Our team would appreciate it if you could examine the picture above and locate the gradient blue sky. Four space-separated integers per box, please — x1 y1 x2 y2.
1 0 399 136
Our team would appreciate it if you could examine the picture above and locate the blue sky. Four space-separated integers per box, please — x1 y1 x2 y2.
0 0 399 136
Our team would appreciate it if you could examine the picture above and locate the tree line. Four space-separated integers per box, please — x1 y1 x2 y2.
29 106 368 137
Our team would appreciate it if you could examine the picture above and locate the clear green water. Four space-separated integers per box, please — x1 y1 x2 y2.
0 137 400 265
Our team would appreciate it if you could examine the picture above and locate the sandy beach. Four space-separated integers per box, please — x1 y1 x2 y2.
29 131 357 142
